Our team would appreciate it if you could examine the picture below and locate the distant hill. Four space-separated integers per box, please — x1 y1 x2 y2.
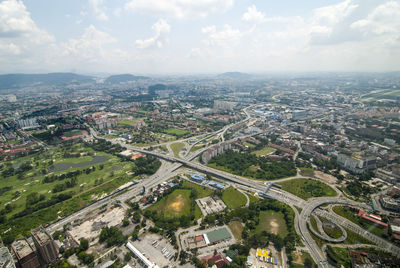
105 74 150 84
217 72 252 79
0 73 93 89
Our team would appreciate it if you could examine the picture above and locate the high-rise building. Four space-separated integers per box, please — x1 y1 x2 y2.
31 227 58 265
11 239 40 268
0 244 16 268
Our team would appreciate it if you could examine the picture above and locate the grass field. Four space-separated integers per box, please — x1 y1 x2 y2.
181 180 213 198
310 216 321 234
63 129 84 137
164 128 190 137
221 187 247 209
246 192 259 204
0 142 138 241
252 146 276 157
170 142 185 157
148 189 192 218
229 221 243 240
118 118 143 126
280 178 337 200
255 210 288 238
299 167 315 177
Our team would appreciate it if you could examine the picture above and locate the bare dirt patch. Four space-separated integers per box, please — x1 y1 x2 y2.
168 194 184 212
314 171 337 184
269 219 279 235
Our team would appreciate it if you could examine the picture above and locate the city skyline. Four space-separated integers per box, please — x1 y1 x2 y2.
0 0 400 74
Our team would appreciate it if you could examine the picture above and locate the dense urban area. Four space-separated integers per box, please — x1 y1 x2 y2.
0 72 400 268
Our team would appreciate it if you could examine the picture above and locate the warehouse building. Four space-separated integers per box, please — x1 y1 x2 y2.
126 242 159 268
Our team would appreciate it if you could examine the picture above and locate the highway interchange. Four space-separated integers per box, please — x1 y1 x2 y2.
47 106 400 267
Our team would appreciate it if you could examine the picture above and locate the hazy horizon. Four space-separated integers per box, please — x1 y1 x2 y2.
1 0 400 74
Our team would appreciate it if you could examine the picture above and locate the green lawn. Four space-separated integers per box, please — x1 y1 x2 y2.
299 167 315 177
170 142 185 157
164 128 190 137
310 216 321 234
251 146 276 156
148 189 192 218
221 187 247 209
181 180 213 198
246 192 259 204
63 129 84 137
255 210 288 238
280 178 337 200
118 118 143 126
228 221 243 240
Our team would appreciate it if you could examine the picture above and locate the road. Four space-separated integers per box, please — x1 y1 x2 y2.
45 105 400 267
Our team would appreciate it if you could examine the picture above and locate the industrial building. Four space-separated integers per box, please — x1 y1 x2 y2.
126 242 159 268
31 227 58 265
11 239 40 268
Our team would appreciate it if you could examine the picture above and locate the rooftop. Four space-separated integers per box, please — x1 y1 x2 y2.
32 227 52 246
12 239 35 260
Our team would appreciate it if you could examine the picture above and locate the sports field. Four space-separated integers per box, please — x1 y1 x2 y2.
255 210 288 238
251 147 276 156
148 189 192 218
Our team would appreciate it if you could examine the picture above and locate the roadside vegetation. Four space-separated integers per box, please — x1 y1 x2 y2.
279 178 337 200
207 150 296 180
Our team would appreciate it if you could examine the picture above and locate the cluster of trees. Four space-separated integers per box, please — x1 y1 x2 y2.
0 186 12 196
99 226 127 247
13 192 73 219
346 180 377 197
43 167 96 183
85 139 123 154
62 239 94 265
1 161 33 178
52 177 77 193
132 155 161 176
209 150 296 180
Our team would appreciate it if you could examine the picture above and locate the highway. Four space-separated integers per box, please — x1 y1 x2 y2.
45 108 400 267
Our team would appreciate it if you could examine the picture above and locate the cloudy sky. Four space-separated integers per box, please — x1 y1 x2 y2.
1 0 400 74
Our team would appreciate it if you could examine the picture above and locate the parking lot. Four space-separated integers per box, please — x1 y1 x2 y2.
131 233 177 267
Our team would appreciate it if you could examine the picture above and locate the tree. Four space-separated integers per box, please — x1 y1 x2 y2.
304 258 312 268
79 239 89 252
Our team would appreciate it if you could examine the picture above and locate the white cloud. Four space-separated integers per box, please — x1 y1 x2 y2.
61 25 116 62
0 0 53 41
351 1 400 35
88 0 108 21
125 0 233 18
242 5 265 23
202 24 242 47
135 19 170 49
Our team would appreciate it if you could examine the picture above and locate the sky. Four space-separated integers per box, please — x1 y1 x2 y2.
0 0 400 74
